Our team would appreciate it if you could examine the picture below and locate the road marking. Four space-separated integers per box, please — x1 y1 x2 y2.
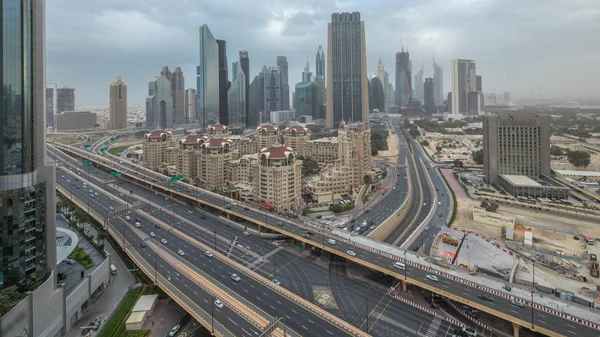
256 296 261 300
244 289 248 293
263 292 268 296
285 315 290 320
250 284 255 288
194 292 198 295
326 330 333 335
228 318 238 326
568 331 576 335
442 284 448 289
302 326 308 330
276 300 282 304
184 283 188 287
538 320 547 324
292 309 297 314
270 306 275 310
308 319 314 324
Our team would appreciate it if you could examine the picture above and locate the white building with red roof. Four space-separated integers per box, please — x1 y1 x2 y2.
142 130 175 172
282 125 310 157
254 143 302 211
197 137 233 191
255 124 280 149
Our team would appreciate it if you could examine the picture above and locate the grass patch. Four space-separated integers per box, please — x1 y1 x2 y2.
69 246 94 269
460 177 472 186
108 145 130 156
478 188 496 194
97 286 144 337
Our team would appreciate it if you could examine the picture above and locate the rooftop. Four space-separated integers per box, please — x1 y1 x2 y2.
256 124 278 132
259 142 295 159
207 123 228 131
131 294 159 312
145 130 172 139
202 137 232 148
284 125 308 133
501 175 542 187
179 134 207 145
554 170 600 177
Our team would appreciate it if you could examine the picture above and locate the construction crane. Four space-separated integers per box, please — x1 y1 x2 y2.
451 233 469 265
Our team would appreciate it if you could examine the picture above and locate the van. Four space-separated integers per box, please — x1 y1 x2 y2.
110 264 117 275
326 239 337 245
393 262 406 270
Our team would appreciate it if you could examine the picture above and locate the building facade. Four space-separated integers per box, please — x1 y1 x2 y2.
0 0 57 290
247 75 260 127
424 78 435 114
197 138 233 191
56 87 75 113
269 110 295 125
294 81 320 119
161 66 185 124
326 12 370 128
142 130 176 172
206 123 231 138
414 66 424 101
176 134 206 184
433 58 443 104
370 77 385 111
217 39 229 125
146 75 173 129
255 143 302 211
109 75 128 129
184 88 197 123
338 121 372 190
395 50 411 108
54 111 97 131
46 87 54 127
239 51 250 125
228 61 246 128
197 24 220 129
306 137 339 164
282 126 310 157
277 56 290 110
315 45 325 78
451 59 478 115
255 124 279 149
262 66 282 118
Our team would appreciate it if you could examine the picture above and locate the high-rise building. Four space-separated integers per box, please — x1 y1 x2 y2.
316 45 325 78
1 0 57 290
282 126 310 157
197 24 220 129
239 51 250 126
310 75 325 108
228 61 246 128
451 59 478 115
414 66 424 101
294 81 320 119
56 87 75 113
258 65 267 114
433 57 443 104
46 87 54 127
326 12 369 128
370 77 385 111
503 92 512 103
247 76 260 127
54 111 98 131
277 56 290 110
424 78 435 114
262 66 282 118
302 58 313 82
255 143 302 211
184 88 197 123
146 75 173 129
161 66 185 124
109 75 128 129
217 39 229 125
395 50 411 107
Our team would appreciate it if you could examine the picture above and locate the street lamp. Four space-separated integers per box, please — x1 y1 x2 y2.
211 296 215 335
531 259 536 330
213 230 217 250
404 250 408 281
154 250 158 284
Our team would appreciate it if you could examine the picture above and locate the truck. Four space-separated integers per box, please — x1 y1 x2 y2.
441 235 459 246
591 262 599 278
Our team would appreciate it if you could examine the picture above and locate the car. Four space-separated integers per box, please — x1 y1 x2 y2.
177 250 185 256
478 293 494 302
205 251 213 258
303 233 311 238
160 238 167 244
89 189 93 193
347 250 356 257
243 231 250 236
125 216 131 221
155 223 161 228
65 258 76 265
188 210 193 214
510 299 525 308
438 213 443 217
139 242 147 248
244 207 249 210
67 179 70 183
591 254 598 261
425 275 439 282
365 209 370 213
306 231 314 236
272 279 281 285
134 222 141 228
423 203 427 207
350 218 356 223
276 221 283 226
200 215 206 219
424 226 429 231
94 192 98 196
231 273 241 282
109 206 114 211
326 239 337 245
155 192 158 195
90 194 94 198
214 299 224 309
168 324 180 336
149 232 156 237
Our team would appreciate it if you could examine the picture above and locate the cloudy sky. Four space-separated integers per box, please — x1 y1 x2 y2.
47 0 600 107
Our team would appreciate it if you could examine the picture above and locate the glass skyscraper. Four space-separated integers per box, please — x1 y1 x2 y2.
1 0 56 290
197 24 220 129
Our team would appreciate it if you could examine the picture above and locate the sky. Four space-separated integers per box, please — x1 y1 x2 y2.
47 0 600 107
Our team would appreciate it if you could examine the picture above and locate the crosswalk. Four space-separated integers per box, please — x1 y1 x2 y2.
425 316 442 337
353 276 390 292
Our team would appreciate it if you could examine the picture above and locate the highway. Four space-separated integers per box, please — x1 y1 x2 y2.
51 148 460 337
51 142 600 336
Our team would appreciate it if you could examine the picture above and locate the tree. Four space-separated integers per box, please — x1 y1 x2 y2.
453 159 464 167
0 286 24 316
436 145 443 153
421 140 430 147
472 149 484 165
566 150 591 167
550 145 563 156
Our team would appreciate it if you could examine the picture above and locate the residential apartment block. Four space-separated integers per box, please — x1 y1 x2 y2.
255 143 302 211
197 138 233 191
282 126 310 157
54 110 97 131
256 124 280 149
142 130 176 171
306 137 339 164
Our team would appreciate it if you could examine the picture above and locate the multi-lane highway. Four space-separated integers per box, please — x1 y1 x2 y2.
51 140 600 336
51 147 460 337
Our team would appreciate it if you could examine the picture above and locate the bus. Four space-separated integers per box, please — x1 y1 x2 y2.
584 236 595 245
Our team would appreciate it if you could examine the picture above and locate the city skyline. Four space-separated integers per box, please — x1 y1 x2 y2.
45 1 600 107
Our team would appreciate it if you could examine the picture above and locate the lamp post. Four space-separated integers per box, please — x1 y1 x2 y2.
211 296 215 335
531 259 536 330
365 296 370 333
154 250 158 284
213 230 217 250
404 250 408 281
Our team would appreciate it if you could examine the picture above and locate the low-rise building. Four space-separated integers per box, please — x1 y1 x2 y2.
142 130 175 172
306 137 339 164
54 110 97 131
197 138 233 191
305 165 353 203
282 125 310 157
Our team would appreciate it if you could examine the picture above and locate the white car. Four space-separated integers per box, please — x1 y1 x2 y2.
160 238 167 244
214 299 224 309
272 279 281 285
188 210 193 214
205 251 213 258
177 250 185 256
347 250 356 257
243 231 250 236
94 192 98 196
125 216 131 221
109 206 114 210
134 222 141 228
231 273 241 282
426 275 439 282
65 258 76 265
89 189 93 193
168 325 180 336
149 232 156 237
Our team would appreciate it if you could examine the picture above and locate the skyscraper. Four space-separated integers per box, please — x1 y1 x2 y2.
247 75 260 127
370 77 385 111
302 58 312 82
56 87 75 113
161 66 185 124
326 12 369 128
239 51 250 126
217 39 229 125
277 56 290 110
424 78 435 114
395 49 411 108
109 75 128 129
316 45 325 78
262 66 282 117
146 75 173 129
197 25 220 129
294 81 319 119
414 66 424 101
1 0 57 289
46 87 54 127
451 59 478 115
184 88 196 123
228 61 246 128
433 57 443 104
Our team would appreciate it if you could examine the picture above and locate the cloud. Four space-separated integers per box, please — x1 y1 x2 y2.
46 0 600 106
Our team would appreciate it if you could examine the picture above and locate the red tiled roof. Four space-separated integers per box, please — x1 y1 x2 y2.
284 125 308 133
202 137 232 149
145 130 172 138
259 142 295 159
256 124 278 132
180 134 207 145
207 123 228 131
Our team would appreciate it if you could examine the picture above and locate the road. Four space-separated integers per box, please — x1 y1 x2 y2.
51 142 600 337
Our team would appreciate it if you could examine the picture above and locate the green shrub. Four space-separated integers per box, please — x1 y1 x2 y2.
68 246 95 269
97 287 143 337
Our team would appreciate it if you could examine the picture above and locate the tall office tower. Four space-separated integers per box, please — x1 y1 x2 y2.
184 88 197 123
239 51 250 126
1 0 57 290
56 87 75 113
414 65 424 101
395 49 411 108
197 24 220 129
161 66 185 124
370 77 385 111
424 78 435 114
294 81 320 119
228 62 246 128
247 75 260 127
146 75 173 129
326 12 369 129
316 45 325 78
109 75 128 129
310 75 325 106
451 59 478 115
433 57 443 104
483 112 551 185
302 58 313 82
476 75 484 112
46 87 54 127
261 66 282 117
217 39 229 125
377 57 385 82
277 56 290 110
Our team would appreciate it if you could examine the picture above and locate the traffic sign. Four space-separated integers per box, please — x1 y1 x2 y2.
83 160 92 165
110 171 121 177
169 174 184 182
